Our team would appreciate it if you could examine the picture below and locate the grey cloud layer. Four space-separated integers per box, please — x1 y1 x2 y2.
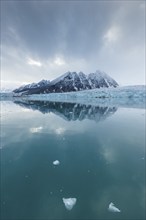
1 1 145 86
2 1 114 57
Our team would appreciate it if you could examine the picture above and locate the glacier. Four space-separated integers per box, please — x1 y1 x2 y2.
17 85 145 109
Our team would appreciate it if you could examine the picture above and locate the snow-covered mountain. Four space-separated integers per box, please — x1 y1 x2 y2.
13 70 118 95
13 80 50 94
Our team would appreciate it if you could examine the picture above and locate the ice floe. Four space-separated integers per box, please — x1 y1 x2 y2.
53 160 60 165
63 198 77 210
108 202 121 213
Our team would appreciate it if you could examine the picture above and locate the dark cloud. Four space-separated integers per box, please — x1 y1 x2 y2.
1 1 145 86
1 1 119 58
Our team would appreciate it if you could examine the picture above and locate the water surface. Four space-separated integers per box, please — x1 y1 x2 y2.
0 101 145 220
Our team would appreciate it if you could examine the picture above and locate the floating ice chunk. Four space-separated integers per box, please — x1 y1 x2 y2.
108 202 121 213
63 198 77 210
53 160 60 165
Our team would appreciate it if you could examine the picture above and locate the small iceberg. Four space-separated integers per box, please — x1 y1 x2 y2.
63 198 77 210
53 160 60 165
108 202 121 213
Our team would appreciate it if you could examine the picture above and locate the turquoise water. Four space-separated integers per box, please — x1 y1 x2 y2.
0 101 145 220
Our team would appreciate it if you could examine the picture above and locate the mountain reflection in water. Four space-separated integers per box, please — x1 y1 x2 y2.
14 100 117 122
1 101 145 220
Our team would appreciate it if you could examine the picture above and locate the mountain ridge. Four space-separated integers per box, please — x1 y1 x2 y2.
13 70 119 95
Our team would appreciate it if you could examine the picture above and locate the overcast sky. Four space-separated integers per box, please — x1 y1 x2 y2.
1 0 145 88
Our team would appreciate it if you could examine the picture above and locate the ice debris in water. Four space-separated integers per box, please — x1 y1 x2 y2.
63 198 77 210
53 160 60 165
108 202 121 213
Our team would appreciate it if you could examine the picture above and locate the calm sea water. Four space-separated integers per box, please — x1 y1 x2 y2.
0 101 145 220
